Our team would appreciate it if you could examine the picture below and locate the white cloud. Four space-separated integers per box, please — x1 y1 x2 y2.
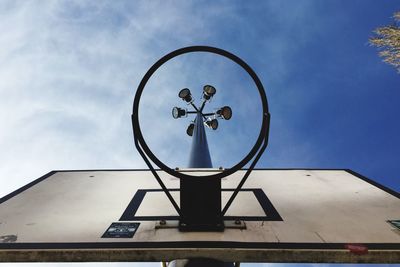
0 0 325 195
0 0 231 196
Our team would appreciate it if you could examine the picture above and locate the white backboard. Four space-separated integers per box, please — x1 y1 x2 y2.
0 169 400 263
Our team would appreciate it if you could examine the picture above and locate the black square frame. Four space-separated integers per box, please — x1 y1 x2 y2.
119 188 283 222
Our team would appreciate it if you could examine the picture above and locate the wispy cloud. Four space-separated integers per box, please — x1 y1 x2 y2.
0 0 235 196
0 0 330 195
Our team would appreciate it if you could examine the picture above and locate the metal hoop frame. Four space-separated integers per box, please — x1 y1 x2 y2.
132 46 270 181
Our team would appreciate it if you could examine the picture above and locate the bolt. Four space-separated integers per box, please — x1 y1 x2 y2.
235 219 241 225
160 220 166 225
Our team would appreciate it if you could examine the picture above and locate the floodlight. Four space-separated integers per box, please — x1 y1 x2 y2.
172 107 187 119
206 119 218 130
178 88 192 103
186 123 195 136
217 106 232 120
203 85 216 100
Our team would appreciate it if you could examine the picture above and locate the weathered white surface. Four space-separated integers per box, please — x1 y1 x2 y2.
0 169 400 244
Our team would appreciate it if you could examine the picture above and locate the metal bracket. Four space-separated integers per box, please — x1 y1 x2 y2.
224 220 246 229
155 220 179 229
155 220 246 230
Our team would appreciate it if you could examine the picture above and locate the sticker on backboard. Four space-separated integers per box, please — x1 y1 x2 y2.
102 222 140 238
387 220 400 231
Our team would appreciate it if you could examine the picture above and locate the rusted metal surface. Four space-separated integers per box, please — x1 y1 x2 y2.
0 248 400 263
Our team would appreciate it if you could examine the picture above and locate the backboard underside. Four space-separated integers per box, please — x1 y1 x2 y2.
1 169 400 263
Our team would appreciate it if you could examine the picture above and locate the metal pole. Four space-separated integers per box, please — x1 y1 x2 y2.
188 113 212 168
178 111 234 267
180 111 222 231
170 87 234 266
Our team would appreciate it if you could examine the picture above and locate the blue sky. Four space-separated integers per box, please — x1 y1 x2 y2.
0 1 400 267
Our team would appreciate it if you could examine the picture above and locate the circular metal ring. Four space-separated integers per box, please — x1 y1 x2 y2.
132 46 269 180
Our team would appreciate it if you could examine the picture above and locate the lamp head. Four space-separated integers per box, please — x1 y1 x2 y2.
172 107 187 119
178 88 192 103
206 119 219 130
203 85 216 100
217 106 232 120
186 123 195 136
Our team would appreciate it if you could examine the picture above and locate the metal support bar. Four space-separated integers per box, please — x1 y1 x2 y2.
221 113 270 215
199 99 207 113
190 102 208 120
132 115 182 217
190 102 201 113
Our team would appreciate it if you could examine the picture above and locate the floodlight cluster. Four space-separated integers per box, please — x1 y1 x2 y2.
172 85 232 136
